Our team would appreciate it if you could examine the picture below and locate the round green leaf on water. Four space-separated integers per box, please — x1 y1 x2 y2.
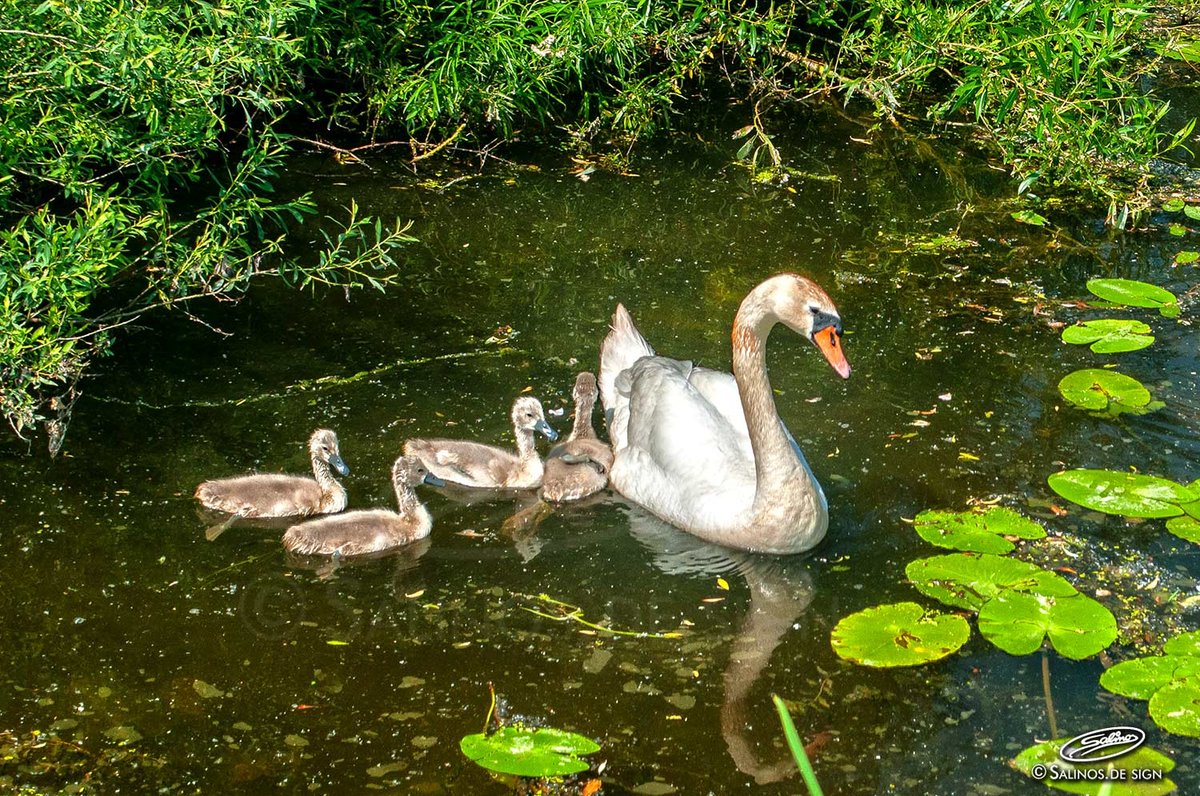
1185 205 1200 221
1162 198 1186 213
1061 319 1154 353
1167 515 1200 544
1163 629 1200 657
912 506 1046 554
1086 278 1178 312
1013 739 1175 795
907 554 1075 611
1176 250 1200 265
1149 676 1200 737
978 590 1117 660
1057 369 1152 413
1047 470 1196 518
1176 480 1200 521
460 726 600 777
831 602 969 668
1100 656 1200 700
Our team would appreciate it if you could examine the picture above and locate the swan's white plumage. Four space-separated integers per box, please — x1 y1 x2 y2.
599 273 849 554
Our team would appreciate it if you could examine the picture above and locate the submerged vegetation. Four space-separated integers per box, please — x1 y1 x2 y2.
2 0 1197 444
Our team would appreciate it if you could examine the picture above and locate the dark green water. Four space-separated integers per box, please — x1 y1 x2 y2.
2 108 1198 793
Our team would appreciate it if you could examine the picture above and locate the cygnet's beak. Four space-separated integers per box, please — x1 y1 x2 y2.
329 454 351 477
534 419 558 441
812 326 851 380
422 472 445 487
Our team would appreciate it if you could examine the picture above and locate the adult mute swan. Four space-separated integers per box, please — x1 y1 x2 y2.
599 273 850 554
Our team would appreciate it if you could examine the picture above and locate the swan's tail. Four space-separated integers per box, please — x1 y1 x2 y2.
599 303 654 416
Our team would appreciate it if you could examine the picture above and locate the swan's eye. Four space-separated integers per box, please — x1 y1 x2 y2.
808 304 820 314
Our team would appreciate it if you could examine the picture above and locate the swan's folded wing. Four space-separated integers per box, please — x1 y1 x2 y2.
624 356 755 491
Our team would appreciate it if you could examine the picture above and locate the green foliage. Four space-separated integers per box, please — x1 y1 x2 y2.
977 589 1117 659
1100 630 1200 737
1061 319 1155 353
1047 469 1197 518
1057 369 1161 417
1 1 413 441
830 602 970 667
911 506 1046 554
829 0 1177 204
459 725 600 776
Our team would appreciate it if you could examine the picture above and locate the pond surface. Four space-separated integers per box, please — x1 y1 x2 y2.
2 107 1198 793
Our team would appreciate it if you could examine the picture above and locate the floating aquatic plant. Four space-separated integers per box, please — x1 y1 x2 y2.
830 602 969 668
977 590 1116 660
1165 481 1200 544
1086 278 1180 317
1101 630 1200 737
912 506 1046 554
1012 739 1176 795
1057 369 1161 417
1047 470 1197 518
906 553 1076 612
1061 319 1154 353
460 726 600 777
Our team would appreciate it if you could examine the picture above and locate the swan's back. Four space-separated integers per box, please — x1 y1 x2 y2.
403 438 523 488
282 508 431 557
541 438 613 502
195 474 331 518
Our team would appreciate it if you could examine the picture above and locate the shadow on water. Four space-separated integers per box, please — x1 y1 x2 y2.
1 103 1198 793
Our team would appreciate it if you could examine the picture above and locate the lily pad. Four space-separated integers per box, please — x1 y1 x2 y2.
912 507 1045 554
906 553 1076 612
1086 278 1179 317
1186 205 1200 221
831 602 970 667
977 591 1117 659
1167 515 1200 543
1047 470 1197 518
1163 198 1186 213
1175 250 1199 265
1101 656 1200 700
1061 319 1154 353
1012 739 1175 795
1149 676 1200 737
460 725 600 777
1057 369 1156 416
1163 630 1200 657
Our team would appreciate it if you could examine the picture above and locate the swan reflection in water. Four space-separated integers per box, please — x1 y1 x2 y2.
625 504 817 785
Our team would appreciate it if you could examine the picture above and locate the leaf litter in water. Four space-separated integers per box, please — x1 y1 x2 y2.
906 553 1076 611
912 506 1045 554
460 725 600 777
1086 278 1179 317
1047 470 1197 518
977 590 1116 660
830 602 969 668
1061 319 1155 353
1012 739 1175 795
1057 369 1161 417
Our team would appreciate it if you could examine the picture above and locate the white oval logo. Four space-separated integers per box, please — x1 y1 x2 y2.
1059 726 1147 763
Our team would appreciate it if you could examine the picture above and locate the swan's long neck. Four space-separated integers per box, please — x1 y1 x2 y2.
311 453 346 509
731 300 824 532
571 393 597 440
393 477 419 515
514 425 538 461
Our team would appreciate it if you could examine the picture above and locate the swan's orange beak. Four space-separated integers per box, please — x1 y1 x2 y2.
813 326 851 379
